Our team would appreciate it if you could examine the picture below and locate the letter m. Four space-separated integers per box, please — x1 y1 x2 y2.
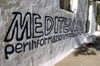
4 12 31 42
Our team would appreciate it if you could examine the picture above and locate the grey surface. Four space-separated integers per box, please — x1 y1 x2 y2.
54 35 100 66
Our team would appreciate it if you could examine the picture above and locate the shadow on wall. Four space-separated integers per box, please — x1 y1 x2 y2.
73 35 100 56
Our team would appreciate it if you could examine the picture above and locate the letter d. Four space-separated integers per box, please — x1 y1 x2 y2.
45 16 54 36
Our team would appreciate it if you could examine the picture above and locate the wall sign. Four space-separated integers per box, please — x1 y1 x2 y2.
4 12 84 59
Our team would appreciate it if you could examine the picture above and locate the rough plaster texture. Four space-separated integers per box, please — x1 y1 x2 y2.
88 2 97 35
0 0 96 66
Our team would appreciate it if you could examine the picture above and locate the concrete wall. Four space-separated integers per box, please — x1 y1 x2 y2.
0 0 94 66
88 2 97 35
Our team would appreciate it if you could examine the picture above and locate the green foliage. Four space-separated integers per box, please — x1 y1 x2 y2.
96 3 100 25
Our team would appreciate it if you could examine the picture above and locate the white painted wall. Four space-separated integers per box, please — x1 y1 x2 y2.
98 25 100 30
88 2 97 35
0 0 96 66
72 0 78 14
